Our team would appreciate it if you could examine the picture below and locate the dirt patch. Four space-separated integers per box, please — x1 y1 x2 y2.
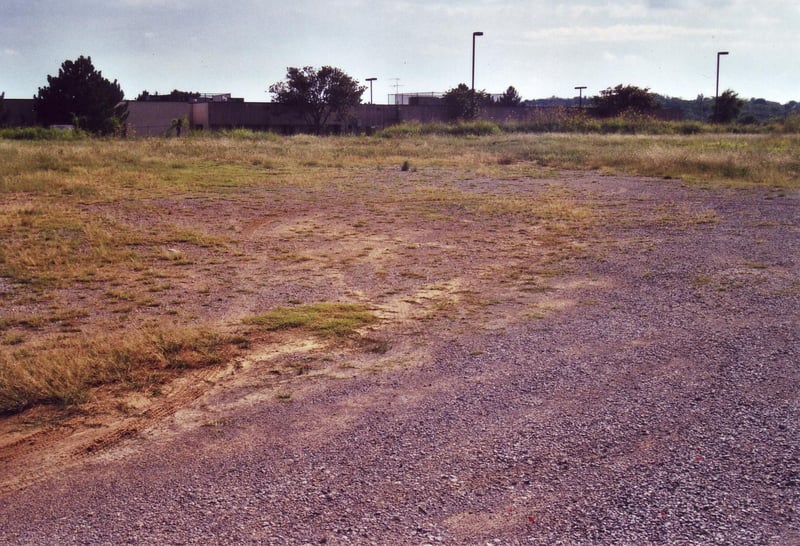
0 169 592 490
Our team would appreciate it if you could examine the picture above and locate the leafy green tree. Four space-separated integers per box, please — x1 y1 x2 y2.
33 56 127 134
443 83 492 120
591 84 659 117
711 89 744 123
496 85 522 107
269 66 365 134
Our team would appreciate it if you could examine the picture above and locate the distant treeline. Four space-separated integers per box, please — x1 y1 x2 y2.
525 95 799 123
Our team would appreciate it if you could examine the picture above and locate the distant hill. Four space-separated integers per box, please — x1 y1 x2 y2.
524 95 799 123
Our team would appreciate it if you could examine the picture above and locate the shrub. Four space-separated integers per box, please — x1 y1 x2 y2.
782 113 800 134
217 128 281 140
0 126 86 141
677 121 704 135
377 120 501 138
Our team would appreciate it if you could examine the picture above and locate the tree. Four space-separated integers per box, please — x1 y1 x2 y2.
34 56 127 134
711 89 744 123
591 84 660 117
443 83 492 120
496 85 522 107
269 66 365 134
137 89 202 102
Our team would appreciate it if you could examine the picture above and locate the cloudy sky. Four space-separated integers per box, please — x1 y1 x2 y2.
1 0 797 104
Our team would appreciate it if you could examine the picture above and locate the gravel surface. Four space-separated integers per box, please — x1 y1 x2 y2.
0 175 798 545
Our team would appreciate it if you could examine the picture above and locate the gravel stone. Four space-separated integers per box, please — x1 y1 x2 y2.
0 175 798 544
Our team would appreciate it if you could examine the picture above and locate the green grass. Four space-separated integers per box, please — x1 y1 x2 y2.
246 303 377 339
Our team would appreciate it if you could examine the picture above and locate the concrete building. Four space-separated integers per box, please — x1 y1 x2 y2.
124 100 543 136
3 95 683 136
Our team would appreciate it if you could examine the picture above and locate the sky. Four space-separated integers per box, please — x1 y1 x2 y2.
1 0 798 104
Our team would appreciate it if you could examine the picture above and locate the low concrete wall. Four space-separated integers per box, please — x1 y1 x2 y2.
4 98 685 136
125 102 192 137
123 101 686 137
203 102 308 133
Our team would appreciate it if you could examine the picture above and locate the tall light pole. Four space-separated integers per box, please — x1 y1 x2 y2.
366 77 377 104
715 51 729 120
472 31 484 91
574 86 587 108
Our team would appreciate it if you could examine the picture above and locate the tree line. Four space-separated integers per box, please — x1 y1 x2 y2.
6 55 790 135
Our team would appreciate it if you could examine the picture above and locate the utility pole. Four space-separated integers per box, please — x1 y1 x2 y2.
574 86 587 108
366 77 377 104
714 51 729 121
472 31 484 92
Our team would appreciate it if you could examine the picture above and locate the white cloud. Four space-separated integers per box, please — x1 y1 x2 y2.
117 0 186 6
554 2 650 19
524 24 732 43
2 48 19 57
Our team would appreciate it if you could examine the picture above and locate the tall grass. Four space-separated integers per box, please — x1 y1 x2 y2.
0 127 86 141
214 127 283 141
501 133 800 187
0 326 240 413
377 120 503 138
378 112 800 138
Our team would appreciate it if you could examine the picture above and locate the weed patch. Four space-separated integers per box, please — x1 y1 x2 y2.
246 303 377 339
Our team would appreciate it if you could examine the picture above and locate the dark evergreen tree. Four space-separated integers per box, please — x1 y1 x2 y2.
497 85 522 107
34 56 127 134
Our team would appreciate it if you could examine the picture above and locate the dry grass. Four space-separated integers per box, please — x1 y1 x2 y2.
1 131 796 414
0 326 242 413
488 133 800 188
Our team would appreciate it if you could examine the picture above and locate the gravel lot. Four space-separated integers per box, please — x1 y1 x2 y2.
0 173 798 545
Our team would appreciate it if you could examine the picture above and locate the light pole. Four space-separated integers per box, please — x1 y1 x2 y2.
471 31 484 91
366 77 377 104
715 51 729 121
574 86 587 108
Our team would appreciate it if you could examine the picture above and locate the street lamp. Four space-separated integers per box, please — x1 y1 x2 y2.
574 86 587 108
715 51 729 120
472 31 484 91
366 77 377 104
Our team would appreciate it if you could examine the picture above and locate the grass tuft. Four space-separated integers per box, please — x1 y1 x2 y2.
246 303 377 339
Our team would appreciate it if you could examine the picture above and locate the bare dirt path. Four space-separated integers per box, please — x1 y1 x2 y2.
1 172 798 545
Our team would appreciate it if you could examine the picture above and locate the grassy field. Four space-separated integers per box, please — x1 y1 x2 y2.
1 130 798 414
